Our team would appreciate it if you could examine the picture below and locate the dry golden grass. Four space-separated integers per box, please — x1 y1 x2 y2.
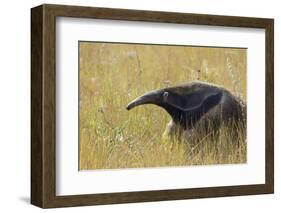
79 42 247 170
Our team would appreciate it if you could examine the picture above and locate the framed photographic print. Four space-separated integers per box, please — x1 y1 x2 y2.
31 4 274 208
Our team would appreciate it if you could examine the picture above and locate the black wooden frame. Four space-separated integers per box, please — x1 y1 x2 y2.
31 4 274 208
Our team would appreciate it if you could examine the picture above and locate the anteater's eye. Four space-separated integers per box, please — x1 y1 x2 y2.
163 92 169 102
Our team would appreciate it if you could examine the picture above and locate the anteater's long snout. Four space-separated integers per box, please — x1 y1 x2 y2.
126 90 160 110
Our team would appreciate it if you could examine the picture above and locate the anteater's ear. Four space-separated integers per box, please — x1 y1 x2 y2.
166 91 222 113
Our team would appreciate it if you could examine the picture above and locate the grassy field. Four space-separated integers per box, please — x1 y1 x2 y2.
79 42 247 170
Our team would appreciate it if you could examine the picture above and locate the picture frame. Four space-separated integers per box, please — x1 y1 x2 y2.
31 4 274 208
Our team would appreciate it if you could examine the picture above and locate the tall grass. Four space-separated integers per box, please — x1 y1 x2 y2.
79 42 247 170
